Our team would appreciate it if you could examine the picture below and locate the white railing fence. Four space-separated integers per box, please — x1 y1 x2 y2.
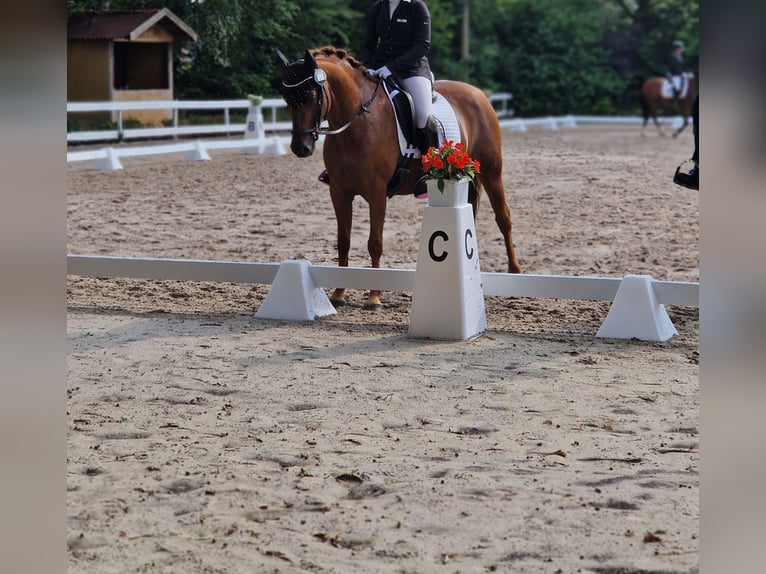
67 255 698 342
67 94 519 144
67 98 290 143
67 101 688 171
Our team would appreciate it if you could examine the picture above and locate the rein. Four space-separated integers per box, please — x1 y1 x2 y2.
294 75 383 141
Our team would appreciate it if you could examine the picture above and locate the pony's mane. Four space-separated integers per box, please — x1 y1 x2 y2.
310 46 365 70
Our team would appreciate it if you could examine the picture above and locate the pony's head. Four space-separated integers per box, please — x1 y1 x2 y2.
276 48 328 157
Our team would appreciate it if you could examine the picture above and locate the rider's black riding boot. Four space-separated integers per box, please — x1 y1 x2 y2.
416 117 440 155
414 118 440 197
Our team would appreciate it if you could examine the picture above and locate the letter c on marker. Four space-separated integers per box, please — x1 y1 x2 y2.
428 230 448 262
464 228 474 259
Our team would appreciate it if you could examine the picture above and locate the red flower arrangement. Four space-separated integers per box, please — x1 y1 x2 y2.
420 140 481 192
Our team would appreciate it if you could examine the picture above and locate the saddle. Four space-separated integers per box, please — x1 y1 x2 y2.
662 72 694 99
381 76 461 197
382 76 426 159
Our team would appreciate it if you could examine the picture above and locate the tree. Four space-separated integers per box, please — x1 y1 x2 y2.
67 0 698 115
492 0 627 115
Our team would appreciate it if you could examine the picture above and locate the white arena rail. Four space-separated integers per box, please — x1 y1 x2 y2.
67 98 290 143
68 95 514 143
66 136 291 170
67 97 690 174
66 113 683 170
67 255 698 340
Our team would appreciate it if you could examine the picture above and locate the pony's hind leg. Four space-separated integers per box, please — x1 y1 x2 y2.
481 175 521 274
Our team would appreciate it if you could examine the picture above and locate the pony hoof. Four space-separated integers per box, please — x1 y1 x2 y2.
363 303 382 312
331 299 346 308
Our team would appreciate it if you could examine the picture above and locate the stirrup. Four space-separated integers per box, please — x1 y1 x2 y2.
414 178 428 199
386 168 410 198
672 161 698 190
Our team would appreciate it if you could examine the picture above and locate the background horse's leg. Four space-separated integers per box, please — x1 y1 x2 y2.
640 90 650 138
672 103 690 138
672 118 688 138
652 102 665 137
329 191 353 307
363 196 387 311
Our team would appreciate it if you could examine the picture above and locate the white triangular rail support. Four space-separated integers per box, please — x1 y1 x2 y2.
184 140 211 162
596 274 677 342
93 147 123 171
408 197 487 341
255 260 336 322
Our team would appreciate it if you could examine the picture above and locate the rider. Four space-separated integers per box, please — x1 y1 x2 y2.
667 40 686 100
317 0 437 193
361 0 439 196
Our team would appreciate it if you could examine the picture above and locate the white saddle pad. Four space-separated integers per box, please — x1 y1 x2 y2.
432 92 461 145
661 74 693 99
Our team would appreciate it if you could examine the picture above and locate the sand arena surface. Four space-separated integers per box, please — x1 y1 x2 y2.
67 125 699 573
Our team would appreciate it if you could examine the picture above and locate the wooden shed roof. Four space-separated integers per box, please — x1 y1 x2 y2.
67 8 198 42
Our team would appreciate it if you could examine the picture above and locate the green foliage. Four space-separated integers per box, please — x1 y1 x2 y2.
67 0 699 116
66 116 117 132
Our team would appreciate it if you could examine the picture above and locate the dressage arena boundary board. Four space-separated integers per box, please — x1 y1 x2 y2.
66 115 687 171
67 255 698 341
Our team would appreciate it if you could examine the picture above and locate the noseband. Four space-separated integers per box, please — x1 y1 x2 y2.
282 67 382 140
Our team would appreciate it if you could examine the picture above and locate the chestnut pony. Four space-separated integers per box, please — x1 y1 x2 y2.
640 74 698 138
277 46 521 310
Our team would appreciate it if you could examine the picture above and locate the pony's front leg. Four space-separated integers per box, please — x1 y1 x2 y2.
330 192 353 308
363 197 387 311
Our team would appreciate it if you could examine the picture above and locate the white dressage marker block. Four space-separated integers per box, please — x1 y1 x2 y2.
408 203 487 341
244 107 266 155
243 138 265 155
93 147 123 171
262 135 287 155
596 274 677 342
255 260 336 322
246 135 286 156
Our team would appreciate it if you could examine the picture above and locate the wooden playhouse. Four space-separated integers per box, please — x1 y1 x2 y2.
67 8 198 126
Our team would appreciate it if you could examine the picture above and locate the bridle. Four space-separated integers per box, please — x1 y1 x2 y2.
282 66 383 141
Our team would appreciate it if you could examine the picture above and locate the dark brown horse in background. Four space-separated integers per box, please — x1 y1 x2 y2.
277 46 521 310
640 73 698 138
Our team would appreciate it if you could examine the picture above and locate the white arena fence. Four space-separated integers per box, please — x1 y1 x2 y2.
66 95 515 144
67 98 290 143
67 97 687 171
67 255 698 341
